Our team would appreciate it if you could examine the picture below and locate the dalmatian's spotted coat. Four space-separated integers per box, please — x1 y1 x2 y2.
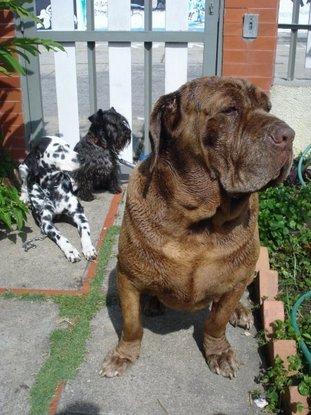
19 136 97 262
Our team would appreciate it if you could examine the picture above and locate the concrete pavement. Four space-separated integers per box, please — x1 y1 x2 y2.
57 261 263 415
0 191 113 291
0 300 59 415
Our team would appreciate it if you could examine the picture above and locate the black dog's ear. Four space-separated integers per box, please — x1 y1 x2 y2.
110 107 117 113
23 151 40 177
88 109 103 124
149 91 180 173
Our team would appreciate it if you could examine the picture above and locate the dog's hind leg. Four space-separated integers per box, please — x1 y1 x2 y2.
40 208 81 262
71 203 97 260
229 302 254 330
101 271 143 378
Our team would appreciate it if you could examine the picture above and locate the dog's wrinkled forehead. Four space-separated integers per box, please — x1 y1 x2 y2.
188 77 271 114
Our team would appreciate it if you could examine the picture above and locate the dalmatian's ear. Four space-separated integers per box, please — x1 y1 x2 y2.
23 151 40 177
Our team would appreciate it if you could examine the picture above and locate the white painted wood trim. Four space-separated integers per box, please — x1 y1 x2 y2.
108 0 133 162
165 0 188 94
51 0 80 147
305 5 311 69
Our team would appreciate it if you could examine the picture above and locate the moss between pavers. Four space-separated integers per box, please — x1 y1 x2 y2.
1 225 120 415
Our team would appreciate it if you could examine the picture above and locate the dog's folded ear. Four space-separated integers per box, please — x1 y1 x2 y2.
88 109 103 124
23 151 40 177
149 92 180 173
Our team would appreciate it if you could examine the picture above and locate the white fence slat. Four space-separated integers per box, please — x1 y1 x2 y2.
165 0 188 94
108 0 132 162
305 5 311 69
51 0 80 147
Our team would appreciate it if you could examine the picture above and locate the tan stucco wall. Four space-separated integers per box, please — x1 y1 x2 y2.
270 84 311 155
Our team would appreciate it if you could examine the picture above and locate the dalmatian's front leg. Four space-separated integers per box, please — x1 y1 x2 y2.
40 208 81 262
71 202 97 261
18 163 30 204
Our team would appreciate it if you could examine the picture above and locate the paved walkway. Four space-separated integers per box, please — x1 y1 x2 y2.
0 188 265 415
0 300 59 414
0 192 113 292
58 267 263 415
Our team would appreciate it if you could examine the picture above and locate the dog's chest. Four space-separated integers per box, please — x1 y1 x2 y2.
146 220 259 309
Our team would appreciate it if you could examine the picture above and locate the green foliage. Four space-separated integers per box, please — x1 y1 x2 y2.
260 355 307 413
0 182 27 230
0 143 15 179
0 0 64 75
260 357 292 412
273 319 298 341
259 183 311 308
298 374 311 397
258 183 311 412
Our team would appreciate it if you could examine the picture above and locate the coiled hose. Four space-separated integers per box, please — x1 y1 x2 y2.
290 291 311 372
298 143 311 186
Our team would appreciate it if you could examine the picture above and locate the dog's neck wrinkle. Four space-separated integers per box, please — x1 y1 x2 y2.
154 150 252 229
155 150 221 222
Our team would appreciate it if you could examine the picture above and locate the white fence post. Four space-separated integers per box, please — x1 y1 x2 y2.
51 0 80 147
305 5 311 69
165 0 188 94
108 0 133 162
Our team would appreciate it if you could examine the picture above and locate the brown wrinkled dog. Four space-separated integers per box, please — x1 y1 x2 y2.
101 77 294 379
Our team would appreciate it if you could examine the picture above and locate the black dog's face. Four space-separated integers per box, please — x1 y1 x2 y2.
88 107 131 152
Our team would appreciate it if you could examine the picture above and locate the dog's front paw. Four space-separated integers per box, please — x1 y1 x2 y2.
20 192 29 205
64 247 81 263
204 334 240 379
206 348 239 379
100 350 132 378
230 302 254 330
109 186 122 194
83 245 97 261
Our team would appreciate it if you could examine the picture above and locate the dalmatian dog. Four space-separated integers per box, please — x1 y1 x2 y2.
19 136 97 262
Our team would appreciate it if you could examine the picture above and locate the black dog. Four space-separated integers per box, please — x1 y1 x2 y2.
73 108 131 201
19 136 97 262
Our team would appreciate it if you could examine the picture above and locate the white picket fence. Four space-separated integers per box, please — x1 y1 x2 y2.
48 0 191 162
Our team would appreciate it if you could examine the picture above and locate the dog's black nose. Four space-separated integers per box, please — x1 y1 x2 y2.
270 124 295 148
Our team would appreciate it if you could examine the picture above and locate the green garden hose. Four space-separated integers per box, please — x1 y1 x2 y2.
298 144 311 186
290 291 311 372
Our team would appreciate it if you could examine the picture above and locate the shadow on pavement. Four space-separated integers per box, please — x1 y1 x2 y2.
57 401 101 415
105 266 210 357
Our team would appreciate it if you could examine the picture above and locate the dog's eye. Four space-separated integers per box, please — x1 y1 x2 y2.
221 106 237 115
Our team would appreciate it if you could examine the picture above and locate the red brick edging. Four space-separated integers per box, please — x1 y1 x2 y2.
0 192 123 297
256 247 310 414
49 382 65 415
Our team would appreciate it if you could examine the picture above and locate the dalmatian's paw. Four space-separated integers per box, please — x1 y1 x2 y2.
64 246 81 263
82 244 97 261
20 192 30 205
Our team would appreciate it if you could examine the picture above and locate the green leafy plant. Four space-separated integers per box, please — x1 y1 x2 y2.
258 183 311 412
0 0 64 75
298 374 311 397
0 183 28 230
259 183 311 306
260 355 307 413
